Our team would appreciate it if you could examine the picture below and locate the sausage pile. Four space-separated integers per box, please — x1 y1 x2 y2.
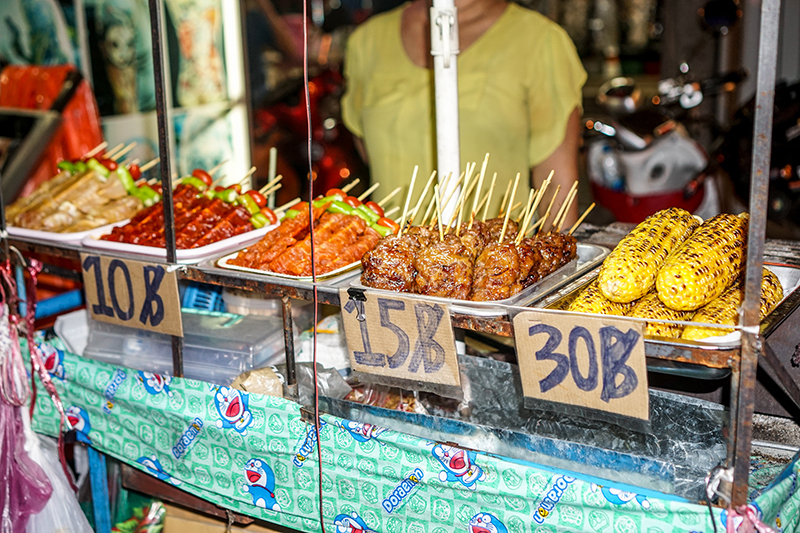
361 218 577 301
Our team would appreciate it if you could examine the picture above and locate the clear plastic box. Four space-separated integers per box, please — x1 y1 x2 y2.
83 309 286 385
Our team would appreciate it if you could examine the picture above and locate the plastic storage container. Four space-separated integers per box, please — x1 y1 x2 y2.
83 309 286 385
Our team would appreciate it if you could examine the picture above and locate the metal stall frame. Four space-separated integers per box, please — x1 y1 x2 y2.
0 0 793 516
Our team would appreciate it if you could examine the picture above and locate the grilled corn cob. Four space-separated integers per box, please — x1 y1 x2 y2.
567 279 635 316
656 213 748 311
628 292 695 338
598 207 699 303
681 267 783 340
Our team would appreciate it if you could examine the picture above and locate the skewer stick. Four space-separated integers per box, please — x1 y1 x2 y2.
421 173 448 226
139 157 160 173
507 202 522 215
85 141 108 158
341 178 361 193
520 179 549 238
357 182 381 201
122 158 139 168
434 185 444 241
516 189 535 224
440 171 465 215
377 186 402 207
555 186 579 233
568 203 595 235
454 175 470 235
399 166 419 234
237 166 257 185
258 174 283 194
498 179 513 217
385 206 400 219
499 173 520 244
408 170 436 225
450 166 478 232
110 142 137 161
208 159 229 176
527 216 547 235
537 185 561 235
551 180 578 232
147 178 158 185
275 198 301 213
261 183 283 197
481 173 498 222
102 143 125 159
475 189 491 217
517 189 541 245
469 154 490 229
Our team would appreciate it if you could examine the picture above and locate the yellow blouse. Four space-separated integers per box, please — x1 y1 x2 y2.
341 2 587 215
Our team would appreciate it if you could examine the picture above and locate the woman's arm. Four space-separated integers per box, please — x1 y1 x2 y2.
532 106 582 228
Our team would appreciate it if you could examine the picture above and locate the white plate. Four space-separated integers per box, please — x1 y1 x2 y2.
80 223 277 264
216 251 361 281
7 219 130 243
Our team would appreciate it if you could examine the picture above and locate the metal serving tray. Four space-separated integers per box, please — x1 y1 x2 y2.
538 262 800 347
348 243 610 317
215 251 361 282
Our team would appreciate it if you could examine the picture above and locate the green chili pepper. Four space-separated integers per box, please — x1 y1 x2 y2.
236 193 261 215
112 166 136 193
371 223 393 238
327 200 353 215
74 161 88 173
355 204 380 223
215 188 238 203
86 158 109 179
182 176 208 192
311 195 338 208
281 209 301 220
250 212 269 229
57 160 76 172
130 184 160 207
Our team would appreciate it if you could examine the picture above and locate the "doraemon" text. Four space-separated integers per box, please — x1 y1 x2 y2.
103 369 127 413
293 420 326 467
381 468 424 513
533 475 576 523
172 417 204 459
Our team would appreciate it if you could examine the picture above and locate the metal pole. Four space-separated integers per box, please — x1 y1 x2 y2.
730 0 781 506
147 0 184 377
281 296 298 399
430 0 461 220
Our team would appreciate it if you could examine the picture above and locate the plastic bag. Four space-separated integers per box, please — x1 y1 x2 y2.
25 428 92 533
0 402 52 532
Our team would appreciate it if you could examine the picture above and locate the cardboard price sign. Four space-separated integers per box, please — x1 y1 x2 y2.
81 253 183 337
513 310 648 421
339 288 460 389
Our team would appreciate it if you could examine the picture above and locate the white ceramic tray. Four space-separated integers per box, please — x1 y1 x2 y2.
80 223 276 264
349 243 611 317
216 251 361 282
7 220 130 244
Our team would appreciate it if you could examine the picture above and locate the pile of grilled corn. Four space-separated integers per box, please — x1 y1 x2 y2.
566 208 784 340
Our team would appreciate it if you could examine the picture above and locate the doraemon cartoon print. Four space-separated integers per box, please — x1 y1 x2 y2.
591 484 650 509
40 343 65 379
242 458 281 511
137 371 173 396
338 419 388 443
136 455 181 485
214 386 253 435
432 443 486 490
468 513 508 533
66 405 91 443
334 512 374 533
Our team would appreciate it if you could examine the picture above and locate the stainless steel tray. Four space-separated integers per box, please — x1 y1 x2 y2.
538 262 800 347
349 243 610 317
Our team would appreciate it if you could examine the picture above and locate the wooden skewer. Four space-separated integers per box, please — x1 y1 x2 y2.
208 159 229 176
139 157 160 173
527 216 547 235
408 170 436 225
520 178 550 237
498 178 513 217
341 178 361 193
499 173 520 244
121 158 139 168
514 190 536 244
440 171 466 215
377 186 402 207
537 185 561 235
434 185 444 241
475 189 491 217
451 165 479 232
258 174 283 194
147 178 158 185
469 154 490 229
551 180 578 231
261 183 282 197
210 174 227 188
481 172 498 222
275 197 301 213
568 203 595 235
421 172 448 226
516 189 535 224
399 166 419 234
102 143 125 159
237 166 257 185
507 201 523 216
385 206 400 219
110 142 137 161
555 186 579 233
85 141 108 158
357 182 380 201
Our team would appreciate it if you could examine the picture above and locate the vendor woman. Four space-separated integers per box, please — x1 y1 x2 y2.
341 0 586 225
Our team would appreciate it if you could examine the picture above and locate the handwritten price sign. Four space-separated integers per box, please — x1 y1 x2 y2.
513 310 648 421
81 254 183 337
340 289 461 393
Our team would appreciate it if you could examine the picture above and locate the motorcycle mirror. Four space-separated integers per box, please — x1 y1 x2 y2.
699 0 740 33
597 77 642 117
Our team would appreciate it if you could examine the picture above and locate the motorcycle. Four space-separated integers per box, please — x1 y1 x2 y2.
584 70 744 222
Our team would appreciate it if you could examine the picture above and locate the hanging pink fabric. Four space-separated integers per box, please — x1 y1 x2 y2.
725 504 779 533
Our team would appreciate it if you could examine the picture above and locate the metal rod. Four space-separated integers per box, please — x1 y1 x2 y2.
762 342 800 411
731 0 782 506
281 296 297 398
147 0 183 378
